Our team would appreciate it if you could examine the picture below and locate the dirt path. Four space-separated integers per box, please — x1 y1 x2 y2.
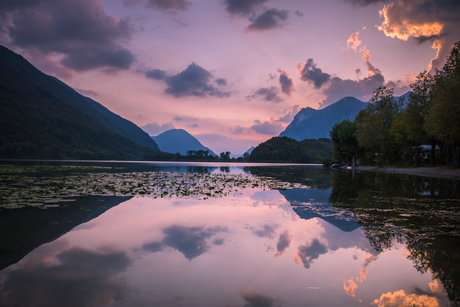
349 165 460 180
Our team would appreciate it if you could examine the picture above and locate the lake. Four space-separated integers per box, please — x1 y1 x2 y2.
1 161 459 307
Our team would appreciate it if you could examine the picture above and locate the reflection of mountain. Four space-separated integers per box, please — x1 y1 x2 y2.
0 196 131 271
279 188 360 232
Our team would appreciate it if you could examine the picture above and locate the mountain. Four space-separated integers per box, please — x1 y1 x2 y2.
0 45 159 159
279 97 368 141
279 188 360 232
152 129 216 156
244 146 255 155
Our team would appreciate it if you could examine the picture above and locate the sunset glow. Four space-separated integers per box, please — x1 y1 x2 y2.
1 0 459 154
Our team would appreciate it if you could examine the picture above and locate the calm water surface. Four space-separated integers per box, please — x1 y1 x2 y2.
0 161 459 307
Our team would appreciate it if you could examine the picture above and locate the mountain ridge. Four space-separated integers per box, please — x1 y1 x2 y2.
0 45 159 159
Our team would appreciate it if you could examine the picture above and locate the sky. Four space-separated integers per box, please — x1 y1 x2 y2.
1 0 460 155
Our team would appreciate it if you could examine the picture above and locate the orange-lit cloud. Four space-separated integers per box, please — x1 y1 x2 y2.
359 254 378 281
374 0 460 71
344 278 358 297
373 289 440 307
378 4 443 41
347 31 362 52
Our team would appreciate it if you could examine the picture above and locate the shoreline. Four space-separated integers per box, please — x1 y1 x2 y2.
350 165 460 180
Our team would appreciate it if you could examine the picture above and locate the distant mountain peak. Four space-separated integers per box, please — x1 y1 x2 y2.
152 129 216 156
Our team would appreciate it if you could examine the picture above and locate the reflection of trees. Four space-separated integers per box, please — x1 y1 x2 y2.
245 166 333 189
330 170 460 306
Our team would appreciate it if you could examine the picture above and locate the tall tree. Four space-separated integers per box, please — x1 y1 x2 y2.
330 119 358 166
356 86 402 163
405 71 437 166
425 41 460 167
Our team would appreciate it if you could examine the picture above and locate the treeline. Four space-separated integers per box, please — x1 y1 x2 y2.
331 41 460 167
248 136 332 163
143 150 250 162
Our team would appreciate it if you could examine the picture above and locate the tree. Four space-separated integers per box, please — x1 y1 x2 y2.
356 86 402 164
425 41 460 167
330 119 358 166
405 70 437 166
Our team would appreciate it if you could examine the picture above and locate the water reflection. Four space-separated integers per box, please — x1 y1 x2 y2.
0 164 459 306
330 170 460 306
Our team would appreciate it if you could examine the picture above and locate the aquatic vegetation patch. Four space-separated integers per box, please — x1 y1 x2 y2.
0 170 305 209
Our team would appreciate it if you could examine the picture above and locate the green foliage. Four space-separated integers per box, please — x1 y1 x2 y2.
330 119 358 165
248 137 332 163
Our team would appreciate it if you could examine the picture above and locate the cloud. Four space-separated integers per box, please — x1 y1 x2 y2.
141 122 175 136
252 224 278 239
146 0 191 11
277 105 300 123
372 289 441 307
274 230 291 258
145 69 167 80
252 87 282 103
0 0 135 73
0 248 131 307
161 225 227 260
241 292 277 307
297 59 331 89
294 238 328 269
371 0 460 70
215 78 227 86
295 10 304 17
224 0 269 16
251 120 284 135
277 69 294 96
163 63 231 98
343 278 358 297
296 56 406 107
347 31 362 52
359 254 378 280
142 242 164 253
246 8 289 32
344 0 386 6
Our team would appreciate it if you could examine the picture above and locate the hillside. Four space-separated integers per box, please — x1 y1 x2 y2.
0 45 159 160
152 129 216 156
280 97 368 141
248 137 332 163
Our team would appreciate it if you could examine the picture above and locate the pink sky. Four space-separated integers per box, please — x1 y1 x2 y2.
1 0 459 154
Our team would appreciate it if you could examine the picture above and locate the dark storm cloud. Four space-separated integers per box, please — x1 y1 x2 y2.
145 69 167 80
0 0 135 72
241 292 277 307
296 238 328 269
164 63 231 98
253 87 282 103
224 0 269 16
161 225 228 260
0 248 131 307
215 78 227 86
246 8 289 32
277 68 294 96
146 0 191 11
298 58 331 89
